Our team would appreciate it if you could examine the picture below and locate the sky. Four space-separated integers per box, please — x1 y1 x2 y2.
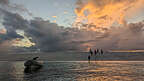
0 0 144 52
11 0 77 27
11 0 144 27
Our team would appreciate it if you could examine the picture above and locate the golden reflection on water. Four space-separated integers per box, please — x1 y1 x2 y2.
76 76 133 81
1 61 144 81
75 61 138 81
11 62 25 81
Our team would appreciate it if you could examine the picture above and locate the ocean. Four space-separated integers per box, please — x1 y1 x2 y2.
0 61 144 81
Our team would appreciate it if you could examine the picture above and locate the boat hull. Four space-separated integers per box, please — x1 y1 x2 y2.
24 64 42 73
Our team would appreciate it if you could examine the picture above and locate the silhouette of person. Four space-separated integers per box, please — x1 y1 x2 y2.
94 49 97 55
94 49 97 61
100 49 103 55
89 48 93 56
96 49 99 55
88 55 91 62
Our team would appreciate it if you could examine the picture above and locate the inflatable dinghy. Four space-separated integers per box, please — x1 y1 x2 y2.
24 60 43 73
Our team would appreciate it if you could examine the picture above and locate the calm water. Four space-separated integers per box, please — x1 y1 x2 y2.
0 61 144 81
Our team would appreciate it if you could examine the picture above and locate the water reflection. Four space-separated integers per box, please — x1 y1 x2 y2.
0 61 144 81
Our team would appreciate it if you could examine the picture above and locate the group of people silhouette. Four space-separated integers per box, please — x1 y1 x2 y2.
88 48 104 61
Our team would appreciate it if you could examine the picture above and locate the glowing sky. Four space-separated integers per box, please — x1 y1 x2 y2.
11 0 144 27
0 0 144 52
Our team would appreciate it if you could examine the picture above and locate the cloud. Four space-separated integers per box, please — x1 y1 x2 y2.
0 0 144 52
52 16 57 18
0 0 32 16
74 0 144 30
1 8 144 52
0 0 32 52
0 28 6 34
0 0 9 5
0 11 79 51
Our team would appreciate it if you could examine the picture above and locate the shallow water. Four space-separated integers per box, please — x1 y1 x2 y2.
0 61 144 81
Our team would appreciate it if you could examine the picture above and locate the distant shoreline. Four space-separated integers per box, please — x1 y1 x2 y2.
0 52 144 61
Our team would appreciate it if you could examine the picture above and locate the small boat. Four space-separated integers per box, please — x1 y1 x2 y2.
24 64 42 73
24 59 43 73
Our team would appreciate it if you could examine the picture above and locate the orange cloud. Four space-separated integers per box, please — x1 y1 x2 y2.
52 16 57 18
0 28 7 34
74 0 144 31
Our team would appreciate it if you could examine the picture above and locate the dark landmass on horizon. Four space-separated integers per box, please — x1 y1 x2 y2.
0 52 144 61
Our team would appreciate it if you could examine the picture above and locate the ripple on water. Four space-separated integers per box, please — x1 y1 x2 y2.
0 61 144 81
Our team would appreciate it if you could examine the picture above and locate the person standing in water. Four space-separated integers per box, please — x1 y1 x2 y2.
88 55 91 62
94 49 97 55
96 49 99 55
89 48 93 56
100 49 103 55
94 49 97 61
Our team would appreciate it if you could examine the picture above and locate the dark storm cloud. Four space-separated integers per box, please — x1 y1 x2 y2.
0 0 9 5
28 18 71 51
1 11 81 51
102 22 144 50
0 0 30 52
0 8 23 44
128 21 144 34
0 0 32 48
0 0 32 15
